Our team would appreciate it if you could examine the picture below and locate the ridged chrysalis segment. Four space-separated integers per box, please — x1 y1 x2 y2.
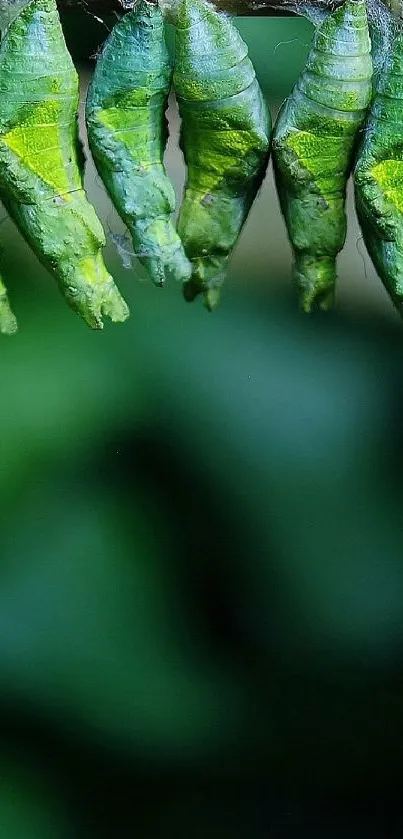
86 1 191 288
173 0 271 311
0 271 17 335
0 0 129 329
354 32 403 316
272 0 372 312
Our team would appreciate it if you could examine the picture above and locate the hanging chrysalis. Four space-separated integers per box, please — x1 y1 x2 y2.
354 28 403 316
173 0 271 311
0 13 19 335
272 0 372 312
86 0 191 288
0 271 17 335
0 0 129 329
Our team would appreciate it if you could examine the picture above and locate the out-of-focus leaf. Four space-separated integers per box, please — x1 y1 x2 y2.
0 757 73 839
0 479 249 756
115 287 403 669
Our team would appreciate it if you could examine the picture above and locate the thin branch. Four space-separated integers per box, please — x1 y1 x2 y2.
56 0 341 17
0 0 399 23
57 0 403 20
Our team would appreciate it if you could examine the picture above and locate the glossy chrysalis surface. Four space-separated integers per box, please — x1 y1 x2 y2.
173 0 271 311
0 0 129 329
86 0 191 288
272 0 372 312
354 31 403 316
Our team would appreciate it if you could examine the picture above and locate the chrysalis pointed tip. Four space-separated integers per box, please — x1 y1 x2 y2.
98 279 130 326
0 315 18 336
203 286 221 312
61 257 130 329
143 254 193 288
0 296 18 335
145 261 166 288
299 287 335 314
294 257 336 315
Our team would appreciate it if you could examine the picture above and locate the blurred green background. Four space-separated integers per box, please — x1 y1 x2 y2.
0 10 403 838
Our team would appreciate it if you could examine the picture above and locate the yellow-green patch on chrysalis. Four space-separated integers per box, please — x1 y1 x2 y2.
86 0 192 288
273 0 372 312
173 0 271 311
354 30 403 316
0 0 128 329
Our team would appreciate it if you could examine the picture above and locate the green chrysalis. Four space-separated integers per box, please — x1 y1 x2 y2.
272 0 372 312
173 0 271 311
86 0 192 288
0 0 129 329
354 30 403 316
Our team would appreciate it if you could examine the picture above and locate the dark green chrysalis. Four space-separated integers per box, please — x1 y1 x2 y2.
354 31 403 316
86 0 191 288
173 0 271 311
0 0 128 330
272 0 372 312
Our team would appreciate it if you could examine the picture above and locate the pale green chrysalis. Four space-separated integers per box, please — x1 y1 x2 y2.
272 0 372 312
355 29 403 316
173 0 271 311
0 0 129 329
86 0 192 288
